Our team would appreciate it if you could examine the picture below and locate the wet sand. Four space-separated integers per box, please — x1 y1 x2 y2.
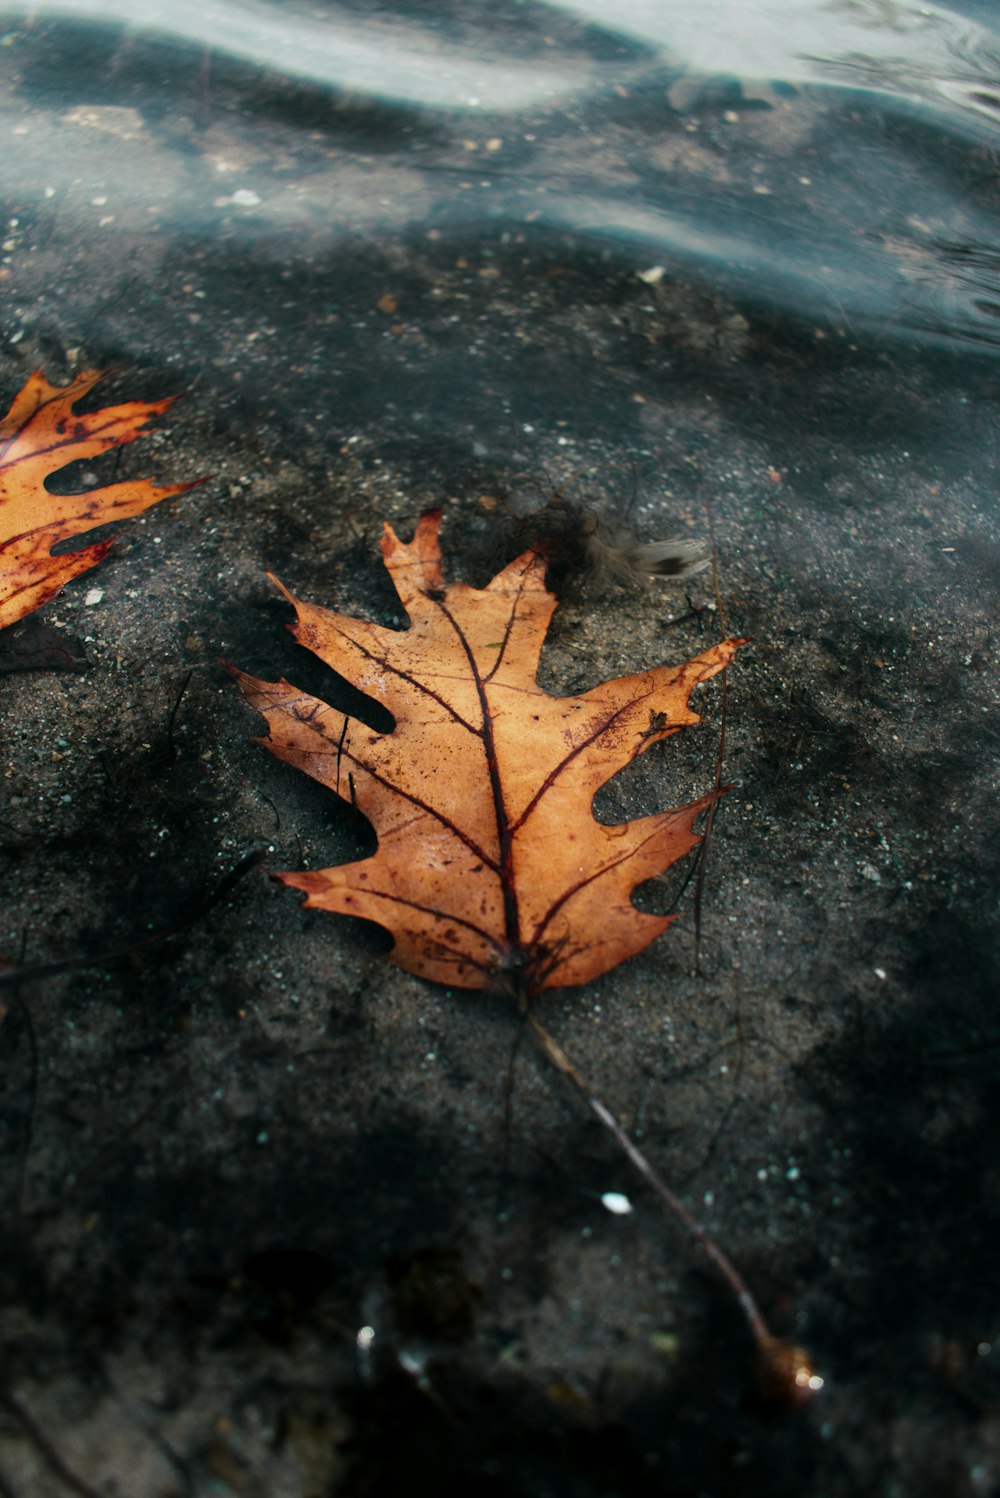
2 18 999 1496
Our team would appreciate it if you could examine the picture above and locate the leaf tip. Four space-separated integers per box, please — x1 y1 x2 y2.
221 659 270 704
265 573 298 608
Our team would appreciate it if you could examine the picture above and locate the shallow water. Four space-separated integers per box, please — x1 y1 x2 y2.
1 4 999 1496
6 0 1000 355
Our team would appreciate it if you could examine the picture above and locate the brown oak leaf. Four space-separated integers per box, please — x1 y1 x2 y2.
0 368 197 630
231 510 744 997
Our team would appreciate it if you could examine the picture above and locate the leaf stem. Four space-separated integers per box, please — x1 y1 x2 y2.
522 1008 824 1407
523 1010 769 1343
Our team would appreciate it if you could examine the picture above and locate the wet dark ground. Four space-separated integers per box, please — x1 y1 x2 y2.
2 12 1000 1497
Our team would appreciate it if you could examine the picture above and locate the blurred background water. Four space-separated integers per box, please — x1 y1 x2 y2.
2 0 1000 447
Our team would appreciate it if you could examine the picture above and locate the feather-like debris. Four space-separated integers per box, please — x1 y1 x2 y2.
504 497 709 592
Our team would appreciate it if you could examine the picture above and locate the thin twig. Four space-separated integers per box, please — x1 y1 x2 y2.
0 849 264 991
498 1013 531 1207
693 496 730 976
165 669 193 759
0 1390 104 1498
